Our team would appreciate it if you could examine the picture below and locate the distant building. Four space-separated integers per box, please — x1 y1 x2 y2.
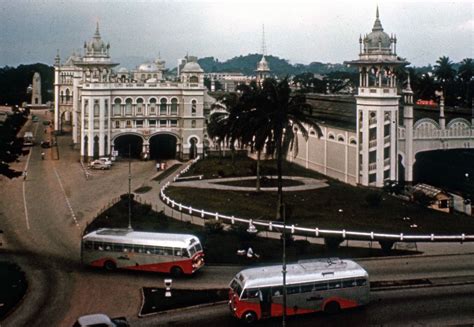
54 24 214 160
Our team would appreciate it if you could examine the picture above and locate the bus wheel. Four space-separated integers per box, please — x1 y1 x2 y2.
242 311 257 324
324 301 341 314
104 260 116 271
171 266 183 277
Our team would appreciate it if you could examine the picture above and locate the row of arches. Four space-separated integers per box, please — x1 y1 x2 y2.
83 133 199 160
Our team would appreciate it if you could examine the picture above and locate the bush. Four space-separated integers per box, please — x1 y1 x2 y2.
204 220 224 234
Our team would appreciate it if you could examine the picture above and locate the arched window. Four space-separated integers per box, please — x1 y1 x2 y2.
191 120 196 128
65 89 70 103
94 101 99 117
160 98 167 115
328 133 335 140
125 98 132 115
149 98 156 115
136 98 144 115
337 135 345 142
84 100 89 117
114 121 120 128
190 76 199 83
191 100 197 116
350 138 357 145
60 91 64 103
171 98 178 115
113 99 121 116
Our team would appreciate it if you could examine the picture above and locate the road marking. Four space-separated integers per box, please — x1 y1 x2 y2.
22 122 39 230
53 167 80 228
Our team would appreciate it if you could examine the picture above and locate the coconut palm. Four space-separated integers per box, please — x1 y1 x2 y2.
434 56 455 85
458 58 473 107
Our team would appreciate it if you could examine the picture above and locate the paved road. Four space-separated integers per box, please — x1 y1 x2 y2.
1 111 474 326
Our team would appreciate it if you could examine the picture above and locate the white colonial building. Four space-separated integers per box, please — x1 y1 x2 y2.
54 24 212 160
290 8 474 188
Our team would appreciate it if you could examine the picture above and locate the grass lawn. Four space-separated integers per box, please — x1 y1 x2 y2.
85 197 416 266
164 156 474 235
216 177 304 188
0 261 28 320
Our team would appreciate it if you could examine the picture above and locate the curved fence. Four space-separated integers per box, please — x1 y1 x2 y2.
160 157 474 243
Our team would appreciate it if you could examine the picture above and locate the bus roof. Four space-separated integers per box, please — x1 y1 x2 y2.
235 258 368 289
82 228 200 248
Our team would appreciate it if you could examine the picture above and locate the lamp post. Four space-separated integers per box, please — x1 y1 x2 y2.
281 204 287 327
128 144 132 231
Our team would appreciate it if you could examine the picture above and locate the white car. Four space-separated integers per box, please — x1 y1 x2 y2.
98 157 113 166
89 160 111 170
73 313 129 327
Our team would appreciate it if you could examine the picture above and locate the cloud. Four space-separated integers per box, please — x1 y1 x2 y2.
457 19 474 31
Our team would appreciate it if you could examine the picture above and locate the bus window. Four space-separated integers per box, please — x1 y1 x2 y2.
356 278 367 286
313 283 328 291
94 243 103 251
123 244 134 252
182 249 189 257
112 243 122 252
300 284 314 293
328 281 342 289
272 286 283 297
144 246 153 254
174 248 182 257
163 247 173 256
287 286 300 295
343 279 357 288
135 245 145 253
244 289 260 299
84 241 93 250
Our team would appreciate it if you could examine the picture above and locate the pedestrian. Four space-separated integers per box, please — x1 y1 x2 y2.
156 162 160 172
41 152 45 160
23 170 28 180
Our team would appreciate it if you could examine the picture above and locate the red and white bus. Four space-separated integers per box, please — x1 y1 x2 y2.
81 228 204 276
228 258 369 323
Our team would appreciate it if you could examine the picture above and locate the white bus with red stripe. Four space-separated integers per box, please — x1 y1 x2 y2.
81 228 204 276
228 258 369 323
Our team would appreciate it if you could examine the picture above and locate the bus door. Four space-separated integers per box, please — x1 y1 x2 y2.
259 288 272 318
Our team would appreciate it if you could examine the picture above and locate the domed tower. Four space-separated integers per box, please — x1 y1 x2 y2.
345 7 408 187
75 23 119 159
256 25 270 84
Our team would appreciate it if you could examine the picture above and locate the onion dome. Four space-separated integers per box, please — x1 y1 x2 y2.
181 61 204 73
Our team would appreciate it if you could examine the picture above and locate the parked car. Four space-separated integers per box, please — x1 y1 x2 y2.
73 313 129 327
42 120 51 126
89 160 111 170
40 141 51 148
32 115 39 122
98 157 113 166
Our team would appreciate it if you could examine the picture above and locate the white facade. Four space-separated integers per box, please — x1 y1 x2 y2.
54 25 211 160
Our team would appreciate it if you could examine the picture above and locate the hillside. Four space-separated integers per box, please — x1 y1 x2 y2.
198 54 355 76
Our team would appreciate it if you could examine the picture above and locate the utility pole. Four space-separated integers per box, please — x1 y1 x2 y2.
128 144 132 230
282 203 287 327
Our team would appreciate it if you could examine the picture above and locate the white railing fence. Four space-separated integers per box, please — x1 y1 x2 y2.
160 156 474 243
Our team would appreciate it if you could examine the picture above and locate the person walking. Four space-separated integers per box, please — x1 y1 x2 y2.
41 152 45 160
23 170 28 180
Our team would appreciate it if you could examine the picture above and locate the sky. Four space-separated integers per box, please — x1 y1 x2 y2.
0 0 472 69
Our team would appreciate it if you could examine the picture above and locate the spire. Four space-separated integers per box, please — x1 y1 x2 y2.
94 22 101 38
261 24 267 56
372 6 383 31
406 75 412 92
54 49 60 66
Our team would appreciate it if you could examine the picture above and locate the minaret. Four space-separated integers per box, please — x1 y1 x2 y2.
439 90 446 129
403 76 414 185
31 72 42 105
256 25 270 84
345 7 408 187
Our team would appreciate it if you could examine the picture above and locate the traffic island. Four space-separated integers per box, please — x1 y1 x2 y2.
139 287 227 316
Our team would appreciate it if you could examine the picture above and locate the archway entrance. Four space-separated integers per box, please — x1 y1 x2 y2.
414 149 474 196
113 134 143 159
189 137 198 159
149 134 177 160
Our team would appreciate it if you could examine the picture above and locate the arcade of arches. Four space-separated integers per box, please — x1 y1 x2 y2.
112 133 179 160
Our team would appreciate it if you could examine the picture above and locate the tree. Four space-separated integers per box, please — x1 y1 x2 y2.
458 58 473 108
0 110 28 178
434 56 455 85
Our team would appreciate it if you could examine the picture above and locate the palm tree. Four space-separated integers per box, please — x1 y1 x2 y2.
458 58 473 108
434 56 455 85
256 78 322 220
